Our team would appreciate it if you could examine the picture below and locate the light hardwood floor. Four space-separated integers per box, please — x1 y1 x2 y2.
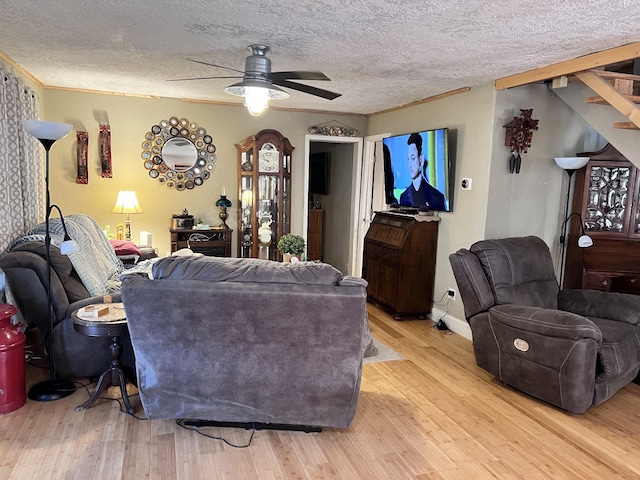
2 303 640 479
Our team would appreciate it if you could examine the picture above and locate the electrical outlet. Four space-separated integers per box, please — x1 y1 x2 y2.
447 288 456 301
461 178 472 190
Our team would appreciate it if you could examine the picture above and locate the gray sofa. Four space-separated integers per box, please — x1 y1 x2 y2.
120 255 371 429
449 236 640 413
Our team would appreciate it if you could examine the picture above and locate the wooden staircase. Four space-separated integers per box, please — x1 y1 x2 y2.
574 68 640 130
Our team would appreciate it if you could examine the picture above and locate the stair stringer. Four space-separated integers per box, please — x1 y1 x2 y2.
551 82 640 168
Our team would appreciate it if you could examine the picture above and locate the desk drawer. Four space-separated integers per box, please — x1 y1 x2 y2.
582 272 640 295
582 272 614 291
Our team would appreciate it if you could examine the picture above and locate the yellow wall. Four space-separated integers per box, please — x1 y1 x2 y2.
42 89 367 255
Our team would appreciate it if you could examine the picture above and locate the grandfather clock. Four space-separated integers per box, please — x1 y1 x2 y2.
236 129 294 260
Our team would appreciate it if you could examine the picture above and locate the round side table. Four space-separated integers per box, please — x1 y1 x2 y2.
72 303 134 414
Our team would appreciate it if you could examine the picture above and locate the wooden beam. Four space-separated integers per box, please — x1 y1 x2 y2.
575 70 640 129
592 70 640 82
585 94 640 105
496 42 640 90
613 122 640 130
368 87 470 117
45 85 160 99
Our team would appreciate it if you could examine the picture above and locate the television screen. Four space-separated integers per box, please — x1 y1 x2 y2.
309 152 330 195
382 128 453 212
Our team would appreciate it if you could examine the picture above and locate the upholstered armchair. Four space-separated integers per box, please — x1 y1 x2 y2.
449 236 640 413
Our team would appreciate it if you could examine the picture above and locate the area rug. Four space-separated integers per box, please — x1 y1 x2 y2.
363 338 404 364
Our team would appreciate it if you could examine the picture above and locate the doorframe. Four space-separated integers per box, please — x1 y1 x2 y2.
303 134 363 275
354 133 391 276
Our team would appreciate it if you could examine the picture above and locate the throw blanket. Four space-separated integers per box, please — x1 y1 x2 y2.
11 214 125 295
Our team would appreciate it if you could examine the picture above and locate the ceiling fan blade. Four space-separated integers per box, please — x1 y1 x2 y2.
273 79 341 100
186 59 245 74
168 75 243 82
271 71 330 81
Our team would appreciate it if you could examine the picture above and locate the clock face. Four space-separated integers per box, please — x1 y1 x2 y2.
258 145 279 173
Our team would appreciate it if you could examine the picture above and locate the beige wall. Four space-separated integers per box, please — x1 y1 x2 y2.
488 84 601 272
367 83 496 322
41 89 367 255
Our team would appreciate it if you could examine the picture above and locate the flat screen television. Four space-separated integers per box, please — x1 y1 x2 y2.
309 152 330 195
382 128 454 212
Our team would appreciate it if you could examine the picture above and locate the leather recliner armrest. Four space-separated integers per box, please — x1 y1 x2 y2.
482 304 601 414
559 289 640 326
449 248 494 319
490 304 602 342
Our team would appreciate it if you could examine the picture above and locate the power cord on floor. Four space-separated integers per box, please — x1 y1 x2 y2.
432 289 454 334
175 419 255 448
433 306 454 335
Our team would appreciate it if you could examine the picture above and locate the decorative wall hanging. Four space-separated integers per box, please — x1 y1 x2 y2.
504 109 539 174
308 120 359 137
99 124 113 178
141 117 216 190
76 131 88 184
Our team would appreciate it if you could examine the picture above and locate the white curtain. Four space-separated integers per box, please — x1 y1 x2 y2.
0 69 43 252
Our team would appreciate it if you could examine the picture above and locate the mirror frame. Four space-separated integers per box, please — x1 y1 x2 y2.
141 116 217 190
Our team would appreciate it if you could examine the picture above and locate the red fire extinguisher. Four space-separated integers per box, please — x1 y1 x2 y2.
0 304 26 414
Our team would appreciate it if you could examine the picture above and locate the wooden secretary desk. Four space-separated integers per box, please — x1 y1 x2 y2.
564 143 640 294
362 211 439 319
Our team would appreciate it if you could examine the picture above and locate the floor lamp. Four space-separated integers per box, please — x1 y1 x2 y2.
555 156 590 288
23 120 78 401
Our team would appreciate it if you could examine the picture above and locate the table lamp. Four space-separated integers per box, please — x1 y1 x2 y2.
112 191 143 241
216 189 232 229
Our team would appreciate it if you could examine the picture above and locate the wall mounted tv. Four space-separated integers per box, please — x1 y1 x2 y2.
382 128 454 212
308 152 330 195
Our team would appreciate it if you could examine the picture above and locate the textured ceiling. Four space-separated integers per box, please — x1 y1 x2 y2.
1 0 639 115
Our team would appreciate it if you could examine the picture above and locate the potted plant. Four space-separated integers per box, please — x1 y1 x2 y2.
277 234 306 262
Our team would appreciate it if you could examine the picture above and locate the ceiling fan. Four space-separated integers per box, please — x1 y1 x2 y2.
170 44 341 115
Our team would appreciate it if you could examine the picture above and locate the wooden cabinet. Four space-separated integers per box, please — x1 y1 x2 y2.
307 209 323 261
565 143 640 294
236 129 293 260
170 229 232 257
362 212 439 319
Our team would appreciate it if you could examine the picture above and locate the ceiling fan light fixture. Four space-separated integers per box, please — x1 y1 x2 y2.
224 79 289 116
244 87 270 116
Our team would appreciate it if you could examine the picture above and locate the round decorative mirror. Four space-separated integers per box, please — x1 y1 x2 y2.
141 117 216 190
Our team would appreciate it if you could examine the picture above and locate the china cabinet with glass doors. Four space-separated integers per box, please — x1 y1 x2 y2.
564 143 640 294
236 129 294 260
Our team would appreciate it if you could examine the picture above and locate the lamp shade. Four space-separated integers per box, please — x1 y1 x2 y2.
216 195 232 208
224 80 289 116
554 157 589 170
22 120 72 141
59 239 79 255
578 234 594 248
112 191 143 214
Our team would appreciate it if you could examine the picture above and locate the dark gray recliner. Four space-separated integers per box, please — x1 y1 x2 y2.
0 241 135 378
449 236 640 413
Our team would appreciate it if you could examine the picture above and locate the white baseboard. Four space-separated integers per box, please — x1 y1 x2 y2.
430 307 472 341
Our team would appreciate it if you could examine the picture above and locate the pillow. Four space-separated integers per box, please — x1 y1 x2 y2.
109 240 141 256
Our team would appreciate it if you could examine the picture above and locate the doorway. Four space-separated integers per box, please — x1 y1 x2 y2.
303 135 362 275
